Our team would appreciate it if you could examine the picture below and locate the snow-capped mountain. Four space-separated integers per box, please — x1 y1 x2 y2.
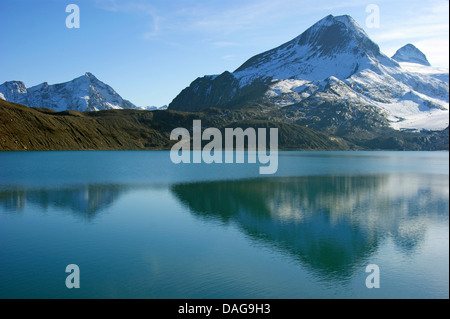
392 44 431 66
0 81 28 104
0 73 137 112
169 15 449 132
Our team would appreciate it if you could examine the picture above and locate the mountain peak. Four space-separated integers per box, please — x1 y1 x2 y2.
392 44 431 66
315 14 357 28
296 14 380 58
67 72 103 90
74 72 98 83
0 81 28 105
0 81 27 93
233 14 391 83
85 72 97 79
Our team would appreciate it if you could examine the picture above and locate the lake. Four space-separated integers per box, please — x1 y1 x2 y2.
0 151 448 299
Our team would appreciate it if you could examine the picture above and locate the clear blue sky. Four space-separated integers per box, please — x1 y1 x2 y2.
0 0 448 107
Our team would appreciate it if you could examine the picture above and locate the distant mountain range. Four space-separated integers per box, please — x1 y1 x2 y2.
0 72 166 112
169 15 449 133
0 14 448 151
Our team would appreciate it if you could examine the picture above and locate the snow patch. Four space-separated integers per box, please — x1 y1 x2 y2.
399 62 449 84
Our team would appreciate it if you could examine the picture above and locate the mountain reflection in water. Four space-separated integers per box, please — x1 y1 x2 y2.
0 173 447 282
171 174 449 280
0 185 127 220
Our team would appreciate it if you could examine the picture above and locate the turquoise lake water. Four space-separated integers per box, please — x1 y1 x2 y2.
0 151 448 299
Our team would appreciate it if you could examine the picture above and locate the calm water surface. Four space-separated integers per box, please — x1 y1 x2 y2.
0 151 448 299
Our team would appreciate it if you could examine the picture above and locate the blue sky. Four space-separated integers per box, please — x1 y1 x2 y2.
0 0 448 107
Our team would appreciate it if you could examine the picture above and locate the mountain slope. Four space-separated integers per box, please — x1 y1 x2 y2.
169 15 449 133
0 99 356 151
234 15 397 85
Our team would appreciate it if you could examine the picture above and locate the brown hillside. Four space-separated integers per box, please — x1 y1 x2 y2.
0 100 353 151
